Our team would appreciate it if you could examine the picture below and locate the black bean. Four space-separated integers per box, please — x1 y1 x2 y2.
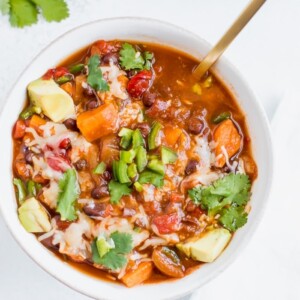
142 91 156 107
135 122 151 138
127 70 138 78
74 159 88 171
22 145 29 154
83 84 94 96
102 170 112 182
91 185 109 199
188 117 204 134
185 159 198 175
86 99 99 110
25 151 33 165
63 118 79 131
83 203 111 217
101 53 119 65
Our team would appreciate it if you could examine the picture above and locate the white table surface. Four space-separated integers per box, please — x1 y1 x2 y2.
1 0 300 299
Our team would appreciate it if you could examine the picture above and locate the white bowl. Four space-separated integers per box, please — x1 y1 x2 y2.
0 17 273 300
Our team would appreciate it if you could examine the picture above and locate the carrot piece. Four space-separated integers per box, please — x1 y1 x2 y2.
29 115 46 135
163 125 182 147
77 103 119 142
33 174 49 184
121 262 153 288
60 82 74 96
13 120 26 139
213 119 242 167
15 161 31 179
74 75 86 104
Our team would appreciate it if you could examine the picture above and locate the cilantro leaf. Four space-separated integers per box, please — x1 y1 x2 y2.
219 206 248 232
189 174 250 211
108 180 132 204
32 0 69 22
119 43 153 71
56 169 80 221
138 170 164 187
188 174 251 232
189 185 222 211
188 186 202 205
9 0 38 28
143 51 154 70
87 55 109 92
111 231 133 254
92 232 133 270
0 0 10 15
211 173 250 206
92 240 127 270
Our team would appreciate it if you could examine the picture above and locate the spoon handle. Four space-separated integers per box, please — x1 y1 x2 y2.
193 0 266 80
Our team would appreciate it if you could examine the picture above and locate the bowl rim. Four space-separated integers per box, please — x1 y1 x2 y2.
0 16 273 300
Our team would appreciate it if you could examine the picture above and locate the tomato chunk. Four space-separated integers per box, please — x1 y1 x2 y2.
43 66 69 80
152 213 180 234
59 138 71 150
127 70 152 98
90 40 121 56
46 156 70 172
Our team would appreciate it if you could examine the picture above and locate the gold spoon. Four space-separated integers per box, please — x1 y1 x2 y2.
193 0 266 80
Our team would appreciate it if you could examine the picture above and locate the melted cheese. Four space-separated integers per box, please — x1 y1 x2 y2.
42 180 59 208
53 213 94 261
100 62 128 100
96 217 149 247
119 102 144 127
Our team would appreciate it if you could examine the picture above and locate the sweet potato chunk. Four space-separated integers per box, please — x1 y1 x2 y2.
213 119 241 167
77 103 119 142
121 262 153 288
163 125 182 147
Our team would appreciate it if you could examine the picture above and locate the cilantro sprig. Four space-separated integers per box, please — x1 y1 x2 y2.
1 0 69 28
119 43 153 71
92 232 133 270
56 169 80 221
108 180 132 204
188 174 251 232
87 55 110 92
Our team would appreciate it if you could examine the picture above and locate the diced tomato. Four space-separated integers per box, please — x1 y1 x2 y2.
127 70 152 98
46 156 70 172
185 201 204 218
152 213 180 234
143 201 162 216
13 120 26 139
43 69 55 80
169 192 184 203
43 66 69 80
192 207 205 218
53 215 71 231
54 67 69 79
90 40 121 56
59 138 71 150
